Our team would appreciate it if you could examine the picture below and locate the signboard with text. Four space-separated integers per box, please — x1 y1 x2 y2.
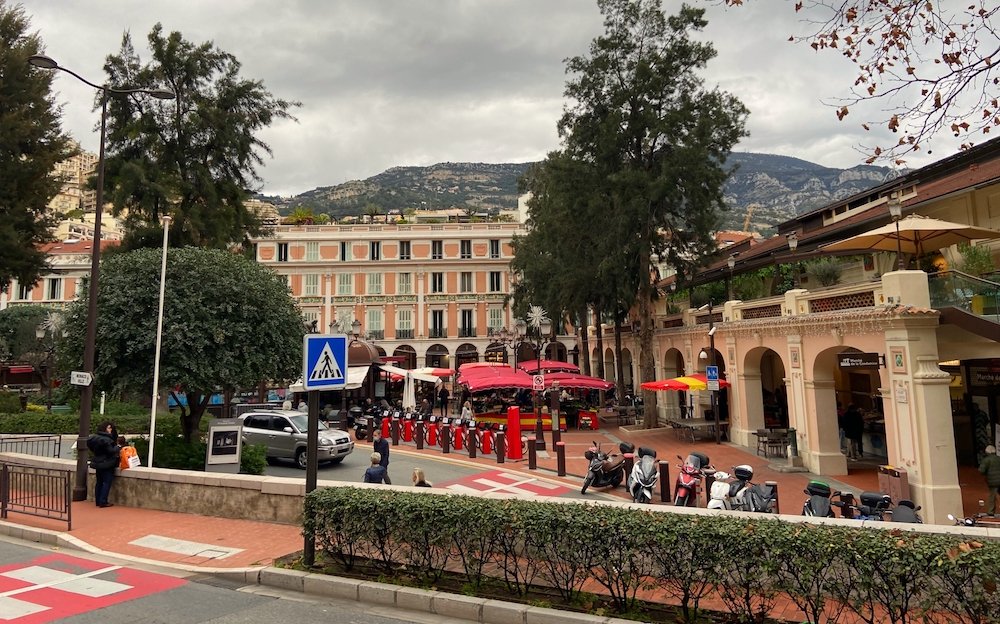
837 352 881 370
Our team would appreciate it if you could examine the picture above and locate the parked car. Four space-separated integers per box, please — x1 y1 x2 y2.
238 410 354 469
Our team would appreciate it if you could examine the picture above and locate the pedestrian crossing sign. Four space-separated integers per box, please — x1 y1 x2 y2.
303 334 348 390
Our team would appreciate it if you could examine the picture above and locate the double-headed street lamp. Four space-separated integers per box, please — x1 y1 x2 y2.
28 54 175 501
488 311 552 450
697 301 721 445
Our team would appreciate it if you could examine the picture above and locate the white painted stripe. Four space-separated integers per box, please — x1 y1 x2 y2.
444 484 481 493
1 565 124 598
129 535 243 559
0 595 48 620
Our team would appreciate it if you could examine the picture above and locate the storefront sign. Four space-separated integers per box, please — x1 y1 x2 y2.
972 370 1000 385
837 352 882 370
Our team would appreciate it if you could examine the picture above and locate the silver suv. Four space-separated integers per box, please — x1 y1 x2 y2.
238 410 354 469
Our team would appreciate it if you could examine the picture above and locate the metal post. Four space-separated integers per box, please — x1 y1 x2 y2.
146 215 171 468
441 423 451 454
415 420 424 449
390 416 400 445
659 460 671 502
527 437 537 469
468 428 477 458
709 308 720 445
303 389 320 567
556 441 566 476
550 384 561 446
495 434 506 464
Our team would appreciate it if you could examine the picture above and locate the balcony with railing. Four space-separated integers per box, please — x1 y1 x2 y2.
395 329 414 339
459 326 477 338
429 327 448 339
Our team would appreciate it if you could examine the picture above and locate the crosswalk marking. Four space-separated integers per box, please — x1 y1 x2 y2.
1 565 126 598
439 470 571 498
0 596 47 620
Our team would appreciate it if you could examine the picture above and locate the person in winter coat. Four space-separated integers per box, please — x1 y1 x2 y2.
843 404 865 460
412 467 431 487
363 452 389 484
372 429 391 484
979 444 1000 515
87 421 120 507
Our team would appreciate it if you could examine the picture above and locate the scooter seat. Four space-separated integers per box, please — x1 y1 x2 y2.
603 455 626 472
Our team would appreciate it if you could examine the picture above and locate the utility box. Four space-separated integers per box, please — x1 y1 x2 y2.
878 465 911 502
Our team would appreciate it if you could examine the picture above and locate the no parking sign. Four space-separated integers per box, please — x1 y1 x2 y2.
532 374 545 391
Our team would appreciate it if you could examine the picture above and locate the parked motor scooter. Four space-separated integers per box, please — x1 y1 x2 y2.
833 491 892 520
707 465 776 512
948 500 990 526
673 452 712 507
581 441 635 494
802 480 837 517
627 447 658 504
887 499 923 523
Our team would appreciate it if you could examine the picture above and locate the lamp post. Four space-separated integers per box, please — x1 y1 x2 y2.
727 254 736 300
146 215 172 468
488 311 552 450
697 301 721 444
887 192 904 270
786 232 799 288
28 54 175 500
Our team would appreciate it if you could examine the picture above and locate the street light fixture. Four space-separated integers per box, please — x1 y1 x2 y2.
697 301 722 444
727 253 736 300
489 310 552 450
786 232 799 288
887 192 904 270
34 323 57 412
28 54 175 501
147 215 172 468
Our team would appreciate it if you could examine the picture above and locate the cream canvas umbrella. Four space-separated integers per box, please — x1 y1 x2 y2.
821 215 1000 262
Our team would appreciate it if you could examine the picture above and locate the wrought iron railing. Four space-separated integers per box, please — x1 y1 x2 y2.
0 461 72 530
0 435 62 458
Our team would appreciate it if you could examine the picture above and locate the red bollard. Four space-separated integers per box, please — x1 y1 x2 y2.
506 407 522 460
454 423 465 451
381 415 390 438
403 416 413 442
415 421 425 450
427 419 439 447
556 441 566 476
481 427 493 455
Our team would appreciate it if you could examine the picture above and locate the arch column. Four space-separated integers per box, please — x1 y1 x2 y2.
734 371 761 446
803 378 848 475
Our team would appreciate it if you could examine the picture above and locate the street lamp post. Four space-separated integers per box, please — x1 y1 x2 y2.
28 54 175 501
488 312 552 450
727 254 736 300
786 232 799 288
698 301 721 445
887 192 904 270
146 215 172 468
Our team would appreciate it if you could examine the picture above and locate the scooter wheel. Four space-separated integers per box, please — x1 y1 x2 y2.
610 473 623 488
581 474 594 495
674 493 688 507
355 429 367 441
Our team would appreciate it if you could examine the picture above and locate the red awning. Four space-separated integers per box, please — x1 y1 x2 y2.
6 366 34 375
519 360 580 374
457 365 533 392
544 372 613 391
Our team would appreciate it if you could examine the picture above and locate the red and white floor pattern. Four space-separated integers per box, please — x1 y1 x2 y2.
0 553 185 623
437 469 571 497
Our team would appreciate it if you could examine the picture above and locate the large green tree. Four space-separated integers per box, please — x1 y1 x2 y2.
558 0 748 426
0 1 74 293
100 24 298 250
60 247 304 440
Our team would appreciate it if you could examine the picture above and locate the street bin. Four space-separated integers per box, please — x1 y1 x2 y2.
878 464 911 503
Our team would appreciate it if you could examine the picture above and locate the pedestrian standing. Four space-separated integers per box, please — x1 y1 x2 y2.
412 467 432 487
461 400 473 421
438 384 450 417
363 452 389 484
843 404 864 460
86 421 120 507
979 445 1000 515
372 429 391 484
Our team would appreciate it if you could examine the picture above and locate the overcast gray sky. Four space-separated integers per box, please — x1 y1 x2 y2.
22 0 967 196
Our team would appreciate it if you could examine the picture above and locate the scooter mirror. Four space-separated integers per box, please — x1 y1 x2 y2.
947 514 957 522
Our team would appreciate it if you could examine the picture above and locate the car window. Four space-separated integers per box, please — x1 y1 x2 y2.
244 415 268 429
271 416 291 431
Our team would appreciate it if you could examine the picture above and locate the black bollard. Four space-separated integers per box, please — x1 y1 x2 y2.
767 480 779 514
468 429 477 459
704 471 716 507
556 441 566 476
527 437 537 469
496 434 506 464
623 453 634 486
415 421 425 450
659 460 671 502
390 417 400 445
442 425 451 454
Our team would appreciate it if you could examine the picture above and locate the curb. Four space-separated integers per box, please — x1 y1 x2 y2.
0 520 642 623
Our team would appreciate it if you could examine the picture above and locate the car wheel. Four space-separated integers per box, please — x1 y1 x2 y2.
295 449 307 470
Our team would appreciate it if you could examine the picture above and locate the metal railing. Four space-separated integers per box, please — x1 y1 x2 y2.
0 435 62 458
0 461 72 530
928 270 1000 316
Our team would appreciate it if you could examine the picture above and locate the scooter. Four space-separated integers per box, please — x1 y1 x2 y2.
581 441 634 494
833 490 892 520
802 480 837 517
948 500 990 527
673 452 712 507
887 499 923 523
627 447 658 504
707 465 776 512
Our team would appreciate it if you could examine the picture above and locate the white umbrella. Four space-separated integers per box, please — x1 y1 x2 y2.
402 371 417 410
821 215 1000 258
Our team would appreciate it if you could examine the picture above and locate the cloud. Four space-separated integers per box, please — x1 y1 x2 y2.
23 0 967 195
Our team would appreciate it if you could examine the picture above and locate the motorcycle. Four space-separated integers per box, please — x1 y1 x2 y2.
627 446 658 504
887 499 923 523
948 500 989 527
581 441 634 495
707 465 775 512
673 452 712 507
802 480 837 517
833 490 892 520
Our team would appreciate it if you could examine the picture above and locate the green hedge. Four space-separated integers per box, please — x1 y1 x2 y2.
0 411 150 435
305 487 1000 623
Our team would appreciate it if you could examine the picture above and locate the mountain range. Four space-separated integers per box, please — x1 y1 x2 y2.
275 154 898 234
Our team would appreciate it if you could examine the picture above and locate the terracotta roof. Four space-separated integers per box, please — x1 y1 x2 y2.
40 239 119 254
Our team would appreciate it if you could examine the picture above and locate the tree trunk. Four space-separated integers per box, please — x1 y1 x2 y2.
579 307 592 376
638 256 658 429
594 303 605 380
179 391 211 442
613 314 625 403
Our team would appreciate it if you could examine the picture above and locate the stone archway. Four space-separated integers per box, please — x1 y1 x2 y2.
620 348 634 391
544 342 567 361
741 347 788 433
393 345 417 369
455 343 479 368
808 345 878 476
425 344 449 368
603 347 615 382
660 348 685 421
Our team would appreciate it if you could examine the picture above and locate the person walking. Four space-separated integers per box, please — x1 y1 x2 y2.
372 429 391 484
461 400 473 421
86 421 120 507
979 445 1000 515
843 404 864 460
363 452 389 484
412 467 432 487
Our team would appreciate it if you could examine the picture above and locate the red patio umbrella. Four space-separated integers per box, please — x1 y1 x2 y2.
519 360 580 374
641 373 730 391
544 372 613 391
